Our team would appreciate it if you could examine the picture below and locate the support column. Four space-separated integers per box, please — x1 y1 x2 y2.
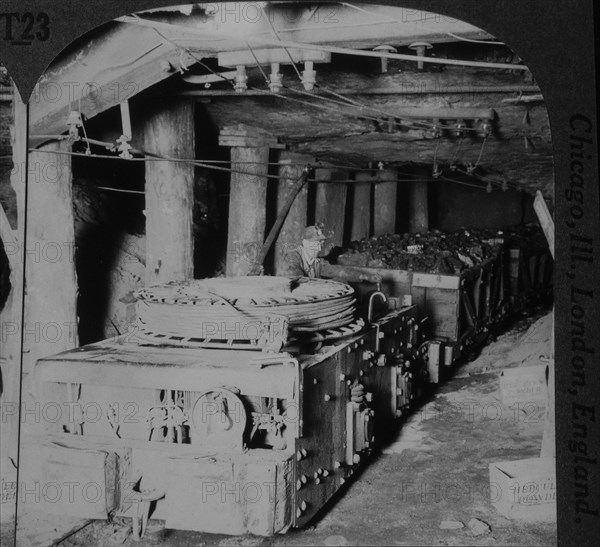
0 88 26 508
24 140 79 376
219 125 279 276
143 100 195 284
274 152 313 275
314 167 347 248
374 168 398 236
351 171 373 241
408 168 429 232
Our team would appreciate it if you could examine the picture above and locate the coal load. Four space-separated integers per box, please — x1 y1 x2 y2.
332 225 547 276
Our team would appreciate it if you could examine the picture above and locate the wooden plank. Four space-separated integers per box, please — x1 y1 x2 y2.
533 190 555 259
412 272 460 289
314 168 347 248
373 169 397 236
321 263 412 284
30 24 197 138
274 152 313 275
224 144 270 276
351 171 373 241
143 100 195 284
424 288 460 340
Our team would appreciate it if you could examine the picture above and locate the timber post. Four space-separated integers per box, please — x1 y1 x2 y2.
0 88 27 502
274 152 314 275
314 167 348 248
374 168 398 236
219 125 281 276
24 140 79 378
408 168 430 232
351 171 373 241
143 99 195 284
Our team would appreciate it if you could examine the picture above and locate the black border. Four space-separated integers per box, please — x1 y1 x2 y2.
1 2 598 546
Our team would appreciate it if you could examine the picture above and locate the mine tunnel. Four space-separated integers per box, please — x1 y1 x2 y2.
0 3 557 546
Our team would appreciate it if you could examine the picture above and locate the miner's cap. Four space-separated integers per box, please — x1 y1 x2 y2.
303 226 327 241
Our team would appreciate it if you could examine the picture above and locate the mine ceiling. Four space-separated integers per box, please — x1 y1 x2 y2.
29 2 553 196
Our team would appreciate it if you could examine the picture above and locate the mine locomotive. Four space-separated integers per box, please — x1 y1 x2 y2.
27 228 551 538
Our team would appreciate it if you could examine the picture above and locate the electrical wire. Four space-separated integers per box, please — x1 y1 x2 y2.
117 15 530 71
438 175 488 190
252 11 446 132
446 32 503 45
29 148 296 181
95 186 144 195
30 146 445 188
455 168 518 189
144 14 488 134
261 4 305 81
245 42 271 85
449 135 465 168
77 97 92 155
33 133 473 177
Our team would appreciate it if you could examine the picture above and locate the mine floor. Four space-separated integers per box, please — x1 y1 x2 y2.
7 310 556 547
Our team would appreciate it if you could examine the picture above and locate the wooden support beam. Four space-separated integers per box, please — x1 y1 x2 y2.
373 169 398 236
0 90 26 507
533 191 555 459
143 100 195 284
351 171 373 241
533 190 554 259
274 152 313 275
24 140 79 377
408 168 429 233
314 168 347 248
219 126 275 276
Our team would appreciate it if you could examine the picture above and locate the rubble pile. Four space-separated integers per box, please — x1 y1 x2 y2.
332 224 547 275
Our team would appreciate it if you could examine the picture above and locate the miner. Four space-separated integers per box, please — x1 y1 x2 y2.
285 225 327 278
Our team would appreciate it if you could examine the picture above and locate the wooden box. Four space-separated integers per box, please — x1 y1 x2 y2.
489 458 556 522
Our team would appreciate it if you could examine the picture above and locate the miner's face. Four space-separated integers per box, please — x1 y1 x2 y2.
303 238 323 258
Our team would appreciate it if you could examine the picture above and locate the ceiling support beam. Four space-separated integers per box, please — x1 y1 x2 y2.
219 125 279 276
351 171 373 241
274 152 314 276
374 169 399 236
24 140 79 378
314 168 348 249
408 168 430 233
180 86 540 97
143 99 195 284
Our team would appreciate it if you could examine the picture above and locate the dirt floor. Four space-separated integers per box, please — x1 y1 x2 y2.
7 311 556 547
